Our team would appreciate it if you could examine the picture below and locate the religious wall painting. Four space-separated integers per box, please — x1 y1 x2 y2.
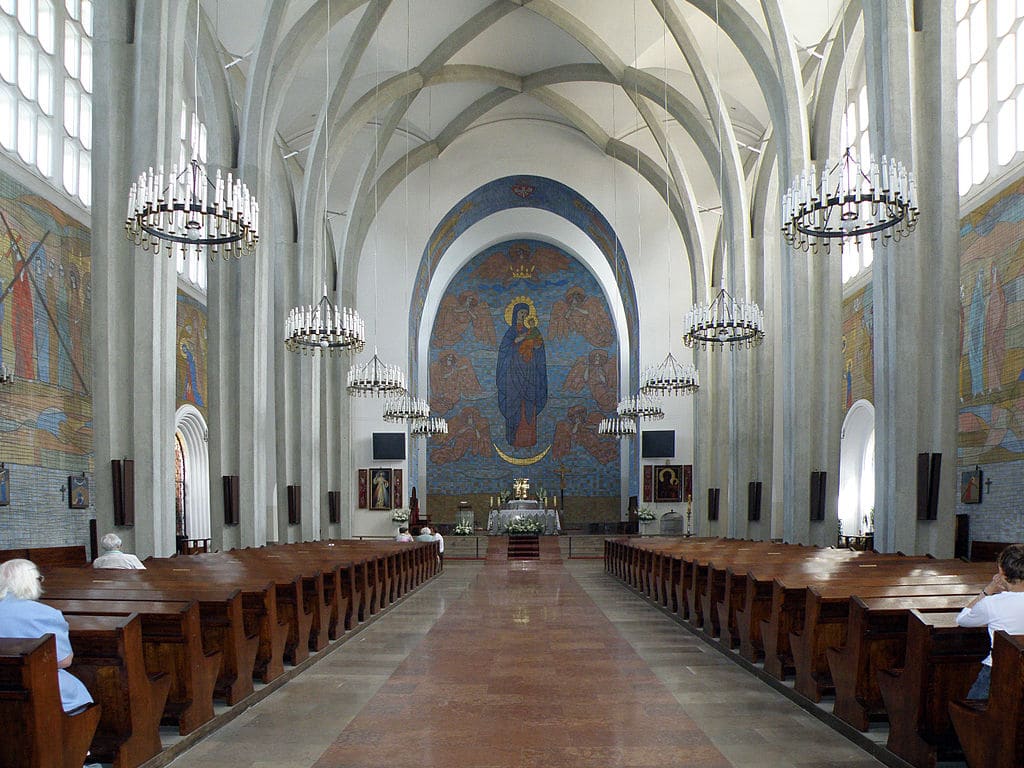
176 292 208 415
369 468 392 510
0 176 93 469
426 238 620 498
430 350 484 414
654 465 684 503
431 291 496 348
549 285 614 347
642 465 653 502
958 176 1024 467
358 468 368 508
67 474 88 509
497 295 547 449
393 469 403 509
840 284 874 414
431 406 492 465
551 405 617 464
961 467 983 503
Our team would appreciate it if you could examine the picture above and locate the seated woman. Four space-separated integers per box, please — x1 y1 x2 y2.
0 558 94 713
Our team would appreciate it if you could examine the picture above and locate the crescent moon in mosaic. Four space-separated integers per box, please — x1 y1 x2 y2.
493 443 551 466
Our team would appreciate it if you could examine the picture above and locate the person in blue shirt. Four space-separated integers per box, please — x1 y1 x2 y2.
0 558 93 713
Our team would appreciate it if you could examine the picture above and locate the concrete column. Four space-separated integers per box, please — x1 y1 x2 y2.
92 0 181 558
864 1 958 556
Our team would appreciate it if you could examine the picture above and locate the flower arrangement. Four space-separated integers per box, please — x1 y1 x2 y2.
637 507 657 522
391 509 409 524
506 517 544 535
453 521 474 536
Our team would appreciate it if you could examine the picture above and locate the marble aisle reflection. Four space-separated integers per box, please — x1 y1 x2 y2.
168 560 890 768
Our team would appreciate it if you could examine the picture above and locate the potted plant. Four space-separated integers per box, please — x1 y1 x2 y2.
453 521 474 536
391 509 409 524
637 507 657 534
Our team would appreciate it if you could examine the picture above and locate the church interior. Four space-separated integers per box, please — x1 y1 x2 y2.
0 0 1021 766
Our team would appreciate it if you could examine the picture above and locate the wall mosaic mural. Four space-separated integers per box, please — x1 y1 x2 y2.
958 176 1024 467
841 283 874 414
176 291 208 415
0 167 93 547
426 239 620 498
0 172 92 469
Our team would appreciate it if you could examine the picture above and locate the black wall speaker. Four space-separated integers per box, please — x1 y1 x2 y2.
809 471 827 522
748 481 763 522
223 475 239 526
917 452 942 521
111 458 134 526
707 487 721 521
328 490 341 525
287 485 301 525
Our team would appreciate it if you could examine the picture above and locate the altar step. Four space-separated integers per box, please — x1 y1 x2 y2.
507 534 540 559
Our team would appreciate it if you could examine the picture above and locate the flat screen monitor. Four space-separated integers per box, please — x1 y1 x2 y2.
372 432 406 461
641 430 675 459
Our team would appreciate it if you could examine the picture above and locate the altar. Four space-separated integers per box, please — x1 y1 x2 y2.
487 500 561 535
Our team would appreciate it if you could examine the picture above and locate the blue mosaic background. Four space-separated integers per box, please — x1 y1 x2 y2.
426 239 620 497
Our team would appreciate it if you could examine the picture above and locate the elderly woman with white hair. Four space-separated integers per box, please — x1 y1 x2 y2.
92 533 146 569
0 558 94 713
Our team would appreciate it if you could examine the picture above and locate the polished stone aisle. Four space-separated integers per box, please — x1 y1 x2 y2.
168 559 889 768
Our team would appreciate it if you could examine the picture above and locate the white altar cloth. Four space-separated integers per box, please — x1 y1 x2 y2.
487 508 560 535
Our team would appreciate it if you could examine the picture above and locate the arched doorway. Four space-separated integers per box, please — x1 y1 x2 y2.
839 400 875 537
174 404 211 544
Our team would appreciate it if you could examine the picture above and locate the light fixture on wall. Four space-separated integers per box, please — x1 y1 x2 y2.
682 0 764 351
125 0 259 260
781 4 918 252
285 0 364 356
598 415 637 438
411 415 448 437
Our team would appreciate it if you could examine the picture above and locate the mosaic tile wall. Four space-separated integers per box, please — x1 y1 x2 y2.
958 176 1024 542
841 283 874 414
0 165 94 546
176 291 208 416
425 239 620 503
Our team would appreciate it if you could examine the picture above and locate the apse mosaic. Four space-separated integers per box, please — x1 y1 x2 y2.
959 175 1024 466
176 291 208 415
0 171 93 470
841 283 874 414
426 239 620 497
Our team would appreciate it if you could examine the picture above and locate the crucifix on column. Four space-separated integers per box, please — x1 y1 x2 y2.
554 463 571 514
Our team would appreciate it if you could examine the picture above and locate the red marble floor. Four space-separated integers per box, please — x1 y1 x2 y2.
313 559 732 768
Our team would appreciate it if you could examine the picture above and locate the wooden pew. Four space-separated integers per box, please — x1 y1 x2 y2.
792 577 986 702
0 545 88 567
42 569 271 698
44 598 220 735
877 611 989 768
0 634 102 768
949 631 1024 768
827 594 984 729
66 614 172 768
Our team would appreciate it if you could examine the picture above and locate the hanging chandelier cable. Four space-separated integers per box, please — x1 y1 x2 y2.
125 0 259 259
347 20 405 394
781 2 918 252
682 0 765 352
284 0 365 355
